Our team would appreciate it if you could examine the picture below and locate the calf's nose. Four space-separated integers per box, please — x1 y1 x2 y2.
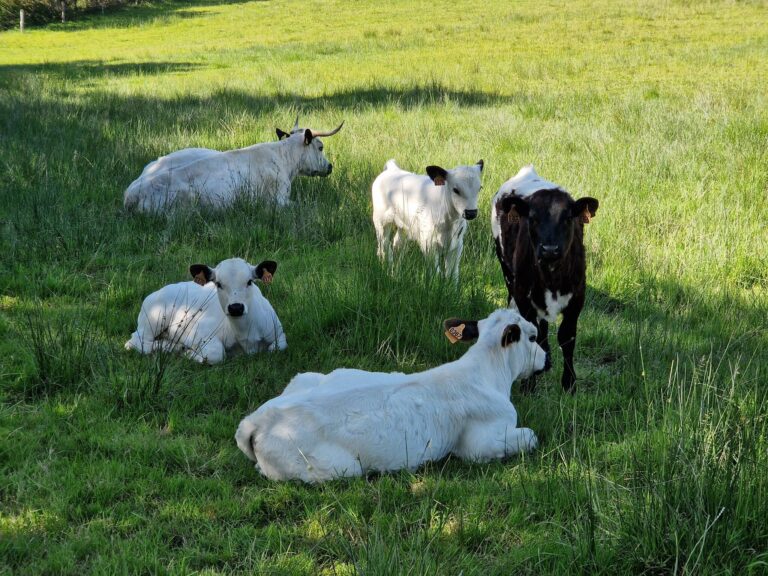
464 209 478 220
539 245 561 260
326 163 333 175
228 303 245 317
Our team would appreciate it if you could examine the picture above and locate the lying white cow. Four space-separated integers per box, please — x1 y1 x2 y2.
235 308 545 482
125 258 287 364
124 116 343 213
371 159 484 281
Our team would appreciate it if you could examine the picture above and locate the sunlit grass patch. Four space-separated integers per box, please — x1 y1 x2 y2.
1 0 767 573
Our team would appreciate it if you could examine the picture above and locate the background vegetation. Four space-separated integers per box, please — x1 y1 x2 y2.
1 0 767 573
0 0 147 29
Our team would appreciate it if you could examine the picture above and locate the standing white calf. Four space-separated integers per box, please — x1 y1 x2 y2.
371 159 484 281
125 258 287 364
235 308 545 482
123 116 343 213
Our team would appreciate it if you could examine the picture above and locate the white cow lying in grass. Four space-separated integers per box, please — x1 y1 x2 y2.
124 116 343 213
235 308 544 482
125 258 287 364
371 159 484 281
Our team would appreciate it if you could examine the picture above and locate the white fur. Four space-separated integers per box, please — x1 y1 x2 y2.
235 309 545 482
534 290 573 323
491 164 566 240
372 159 483 281
125 258 286 364
124 129 335 213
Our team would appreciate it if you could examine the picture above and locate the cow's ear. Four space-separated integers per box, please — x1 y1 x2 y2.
476 159 484 172
497 194 529 223
426 165 448 186
573 197 599 224
276 128 290 140
190 264 215 286
501 324 521 347
443 318 479 344
253 260 278 284
303 129 314 146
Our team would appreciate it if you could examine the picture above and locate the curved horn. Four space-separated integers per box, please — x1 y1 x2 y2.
310 121 344 138
291 114 300 132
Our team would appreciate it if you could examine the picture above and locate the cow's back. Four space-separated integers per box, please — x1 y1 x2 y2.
141 281 222 338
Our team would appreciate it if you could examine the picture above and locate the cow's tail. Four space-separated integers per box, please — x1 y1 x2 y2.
235 417 259 463
384 159 399 171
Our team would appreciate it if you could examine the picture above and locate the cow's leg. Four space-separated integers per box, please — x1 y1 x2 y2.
267 331 288 352
274 184 291 207
445 242 463 284
185 339 226 364
455 417 538 462
537 319 552 373
494 237 516 306
374 220 395 264
517 301 543 395
125 331 155 354
558 305 582 392
391 229 404 253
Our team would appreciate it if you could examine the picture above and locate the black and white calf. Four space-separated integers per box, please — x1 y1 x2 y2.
491 165 599 392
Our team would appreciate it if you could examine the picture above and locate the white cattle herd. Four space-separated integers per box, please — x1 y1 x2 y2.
123 117 600 482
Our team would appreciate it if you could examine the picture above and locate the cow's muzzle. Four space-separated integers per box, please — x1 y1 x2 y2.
464 209 478 220
227 303 245 317
538 245 562 261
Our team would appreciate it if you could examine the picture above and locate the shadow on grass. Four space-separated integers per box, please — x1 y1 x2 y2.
0 61 203 88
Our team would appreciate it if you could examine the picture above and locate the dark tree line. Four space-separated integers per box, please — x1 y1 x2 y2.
1 0 148 29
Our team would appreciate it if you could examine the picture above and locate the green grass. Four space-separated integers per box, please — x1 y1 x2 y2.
1 0 768 573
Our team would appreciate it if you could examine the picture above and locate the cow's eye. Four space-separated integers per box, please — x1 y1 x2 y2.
247 279 253 286
215 282 223 289
529 335 536 342
318 145 324 151
453 188 461 196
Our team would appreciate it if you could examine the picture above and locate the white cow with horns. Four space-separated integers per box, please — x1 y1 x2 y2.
125 257 287 364
123 116 344 213
235 308 545 482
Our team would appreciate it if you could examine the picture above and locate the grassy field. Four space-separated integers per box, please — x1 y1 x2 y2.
1 0 768 573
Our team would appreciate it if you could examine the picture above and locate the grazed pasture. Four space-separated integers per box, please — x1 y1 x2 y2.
1 1 767 573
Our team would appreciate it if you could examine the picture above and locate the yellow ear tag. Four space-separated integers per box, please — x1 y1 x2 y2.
193 272 208 286
261 270 273 284
444 323 465 344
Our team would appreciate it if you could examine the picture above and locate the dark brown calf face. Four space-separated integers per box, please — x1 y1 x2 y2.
499 189 598 263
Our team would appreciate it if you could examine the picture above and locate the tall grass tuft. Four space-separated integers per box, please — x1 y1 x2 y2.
614 356 768 574
21 307 103 396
